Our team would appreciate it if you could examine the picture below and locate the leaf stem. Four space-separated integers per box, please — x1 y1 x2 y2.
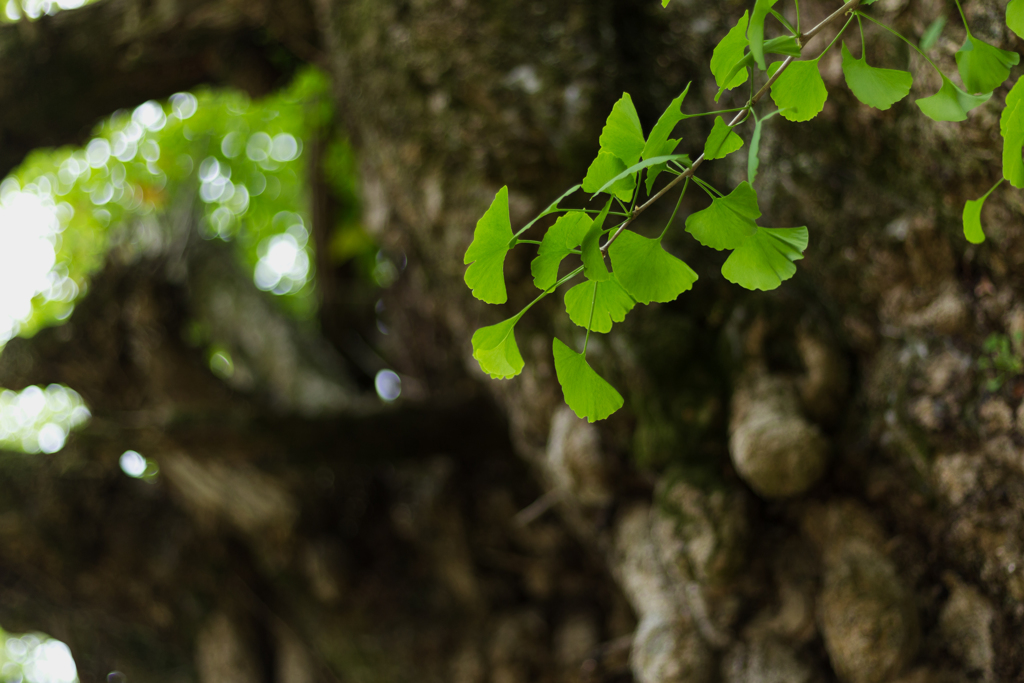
794 0 801 33
600 0 861 254
952 0 970 34
659 177 689 241
815 16 853 62
856 11 943 74
684 107 747 119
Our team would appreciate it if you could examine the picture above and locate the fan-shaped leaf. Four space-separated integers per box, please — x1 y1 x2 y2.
963 184 1001 245
471 315 525 379
916 75 992 122
599 93 646 167
581 199 612 282
956 34 1019 95
464 186 513 304
643 85 690 163
721 226 808 291
840 43 913 110
685 181 760 250
711 12 750 92
564 276 636 333
552 338 624 422
703 117 744 160
770 60 828 122
608 230 698 304
531 211 591 291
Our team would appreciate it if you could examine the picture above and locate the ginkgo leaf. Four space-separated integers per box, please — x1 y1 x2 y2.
564 276 636 333
770 60 828 122
642 85 690 163
684 181 760 250
962 181 1003 244
471 315 525 379
749 0 781 71
1001 76 1024 188
715 36 802 102
464 186 513 304
711 12 750 92
582 151 635 202
552 338 624 422
703 117 744 160
594 155 689 197
1009 0 1024 40
581 199 612 282
599 93 646 167
531 211 591 291
840 43 913 110
721 226 808 291
517 184 582 236
916 75 992 122
748 116 764 184
645 140 682 195
609 230 698 304
956 34 1019 95
920 16 946 51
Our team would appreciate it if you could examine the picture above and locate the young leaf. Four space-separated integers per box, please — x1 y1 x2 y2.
916 75 991 122
599 93 646 167
721 226 808 291
1009 0 1024 40
593 154 690 197
749 0 781 71
770 60 828 122
645 141 683 195
581 199 612 282
748 116 764 185
471 315 525 379
642 85 690 163
920 16 946 51
684 181 760 250
840 43 913 111
464 186 513 304
962 180 1003 244
531 211 591 291
711 11 750 93
1001 76 1024 188
582 151 635 202
609 230 698 304
956 34 1019 94
552 338 624 422
564 277 636 333
703 116 745 160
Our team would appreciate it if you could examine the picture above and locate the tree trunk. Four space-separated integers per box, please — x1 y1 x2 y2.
0 0 1022 682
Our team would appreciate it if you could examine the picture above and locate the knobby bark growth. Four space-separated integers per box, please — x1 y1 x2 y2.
1 0 1023 682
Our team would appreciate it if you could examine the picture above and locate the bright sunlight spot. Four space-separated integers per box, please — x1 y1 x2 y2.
374 369 401 402
118 450 147 478
0 631 78 683
0 385 90 454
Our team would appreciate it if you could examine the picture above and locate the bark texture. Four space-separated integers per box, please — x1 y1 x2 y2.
1 0 1024 682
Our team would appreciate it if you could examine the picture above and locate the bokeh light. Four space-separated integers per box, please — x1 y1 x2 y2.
0 631 78 683
0 385 90 454
374 370 402 402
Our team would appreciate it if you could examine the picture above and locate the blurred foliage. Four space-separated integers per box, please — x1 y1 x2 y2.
978 332 1024 391
4 65 370 337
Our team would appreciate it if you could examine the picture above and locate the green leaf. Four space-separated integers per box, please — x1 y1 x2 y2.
471 315 525 379
721 226 808 291
956 34 1019 94
564 276 636 333
962 181 1002 244
769 60 828 122
715 36 801 102
517 184 582 237
662 0 672 6
552 338 624 422
464 186 513 304
703 116 744 160
582 151 636 202
609 230 698 304
599 93 646 167
1009 0 1024 41
684 181 760 250
581 199 612 282
531 211 591 291
748 116 764 185
840 43 913 110
750 0 781 71
711 12 750 93
594 154 690 197
645 140 682 195
1001 76 1024 188
642 85 690 163
920 16 946 51
916 75 992 122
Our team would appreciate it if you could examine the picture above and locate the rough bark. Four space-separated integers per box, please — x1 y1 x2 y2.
1 0 1024 682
